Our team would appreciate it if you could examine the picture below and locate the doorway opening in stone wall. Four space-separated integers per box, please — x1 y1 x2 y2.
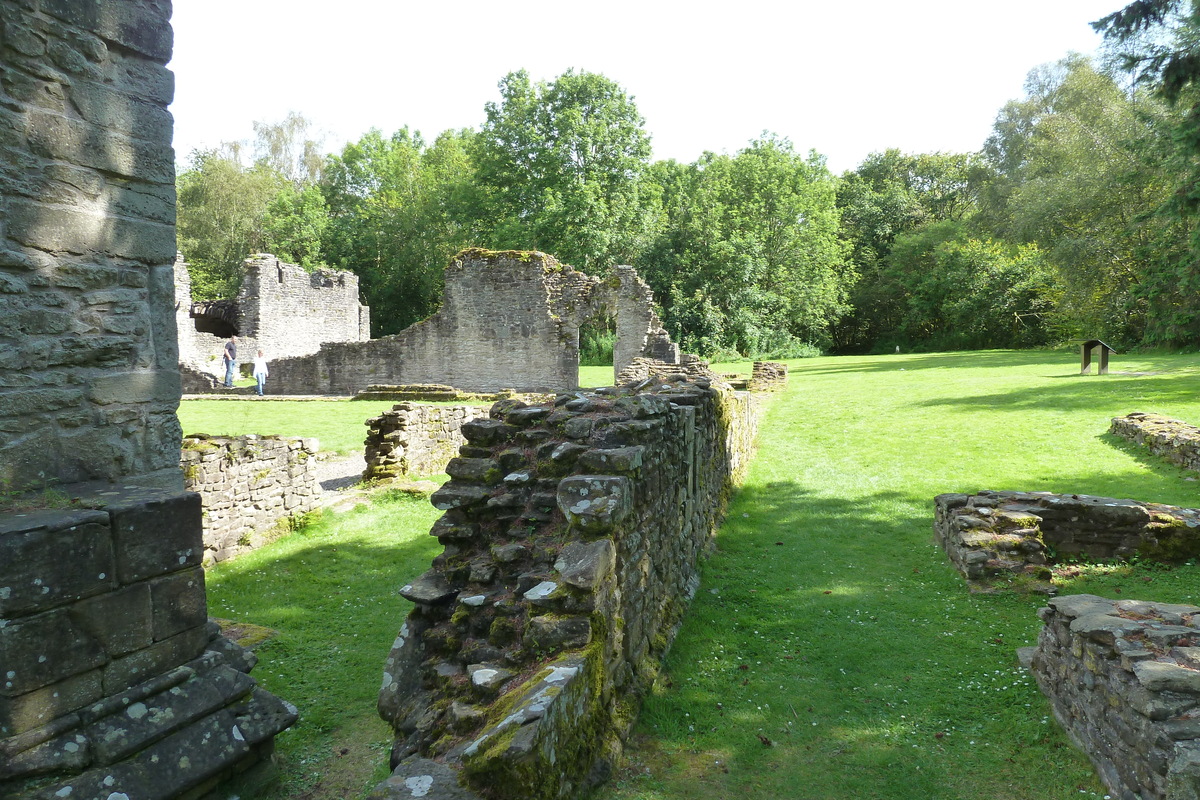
579 313 617 388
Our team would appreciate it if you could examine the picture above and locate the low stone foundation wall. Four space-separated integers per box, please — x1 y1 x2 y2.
934 491 1200 592
363 404 490 481
749 361 788 391
1033 594 1200 800
1111 412 1200 473
373 377 758 799
181 434 320 563
614 354 717 385
0 485 296 799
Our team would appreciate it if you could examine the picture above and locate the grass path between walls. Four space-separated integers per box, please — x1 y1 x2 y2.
202 350 1200 799
602 349 1200 800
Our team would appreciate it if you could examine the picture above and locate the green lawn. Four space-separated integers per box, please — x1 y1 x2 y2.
202 349 1200 799
178 399 425 455
605 349 1200 800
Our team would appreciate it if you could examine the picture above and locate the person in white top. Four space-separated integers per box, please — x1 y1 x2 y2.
252 350 269 396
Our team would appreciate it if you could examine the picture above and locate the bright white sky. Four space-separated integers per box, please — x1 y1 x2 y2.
169 0 1122 175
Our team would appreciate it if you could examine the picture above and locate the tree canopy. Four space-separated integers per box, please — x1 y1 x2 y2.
176 46 1200 359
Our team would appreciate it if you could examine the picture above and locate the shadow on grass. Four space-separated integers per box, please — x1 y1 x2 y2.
617 477 1102 799
794 349 1200 379
911 371 1200 415
203 498 443 797
792 349 1068 376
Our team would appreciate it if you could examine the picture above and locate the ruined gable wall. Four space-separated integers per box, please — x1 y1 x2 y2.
269 250 595 395
0 0 183 491
236 254 369 360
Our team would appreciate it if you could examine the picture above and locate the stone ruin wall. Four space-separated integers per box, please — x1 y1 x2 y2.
363 403 490 482
372 376 759 799
1033 594 1200 800
175 254 369 383
936 485 1200 797
180 434 320 564
268 250 680 396
0 2 296 796
749 361 788 391
1111 412 1200 474
0 0 184 492
934 490 1200 593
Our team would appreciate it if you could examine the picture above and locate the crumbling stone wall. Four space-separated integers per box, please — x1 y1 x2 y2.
606 265 678 380
175 253 370 381
1033 594 1200 799
269 250 681 396
614 354 718 385
1111 412 1200 474
363 404 490 481
372 376 758 799
749 361 788 391
934 491 1200 592
180 434 320 563
0 2 296 796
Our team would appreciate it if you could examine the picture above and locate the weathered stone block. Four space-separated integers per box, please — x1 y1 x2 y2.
108 489 202 583
89 368 180 405
554 540 616 590
557 475 632 533
0 606 106 696
101 625 209 696
71 582 153 657
149 566 207 641
86 664 253 765
0 670 102 739
0 508 114 616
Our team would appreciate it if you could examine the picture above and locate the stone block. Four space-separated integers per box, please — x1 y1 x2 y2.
71 582 153 657
32 710 249 800
0 508 114 616
86 664 253 765
39 0 172 63
108 489 202 583
102 625 209 696
8 194 175 261
150 566 207 641
0 726 91 781
0 670 101 739
0 606 106 696
554 540 616 590
557 475 632 533
88 368 180 405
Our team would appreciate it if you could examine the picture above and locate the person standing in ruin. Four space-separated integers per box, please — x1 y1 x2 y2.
223 335 238 387
253 349 269 396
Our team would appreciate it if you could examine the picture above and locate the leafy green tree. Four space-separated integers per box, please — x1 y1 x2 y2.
473 69 660 270
885 221 1062 349
643 136 852 355
320 128 479 334
252 111 325 187
262 184 328 268
1094 1 1200 345
176 146 285 299
833 150 979 352
979 55 1183 345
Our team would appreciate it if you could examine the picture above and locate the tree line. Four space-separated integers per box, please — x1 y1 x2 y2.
176 1 1200 358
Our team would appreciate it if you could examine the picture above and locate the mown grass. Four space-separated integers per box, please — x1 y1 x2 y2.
204 490 444 799
178 399 421 455
602 349 1200 800
203 349 1200 799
